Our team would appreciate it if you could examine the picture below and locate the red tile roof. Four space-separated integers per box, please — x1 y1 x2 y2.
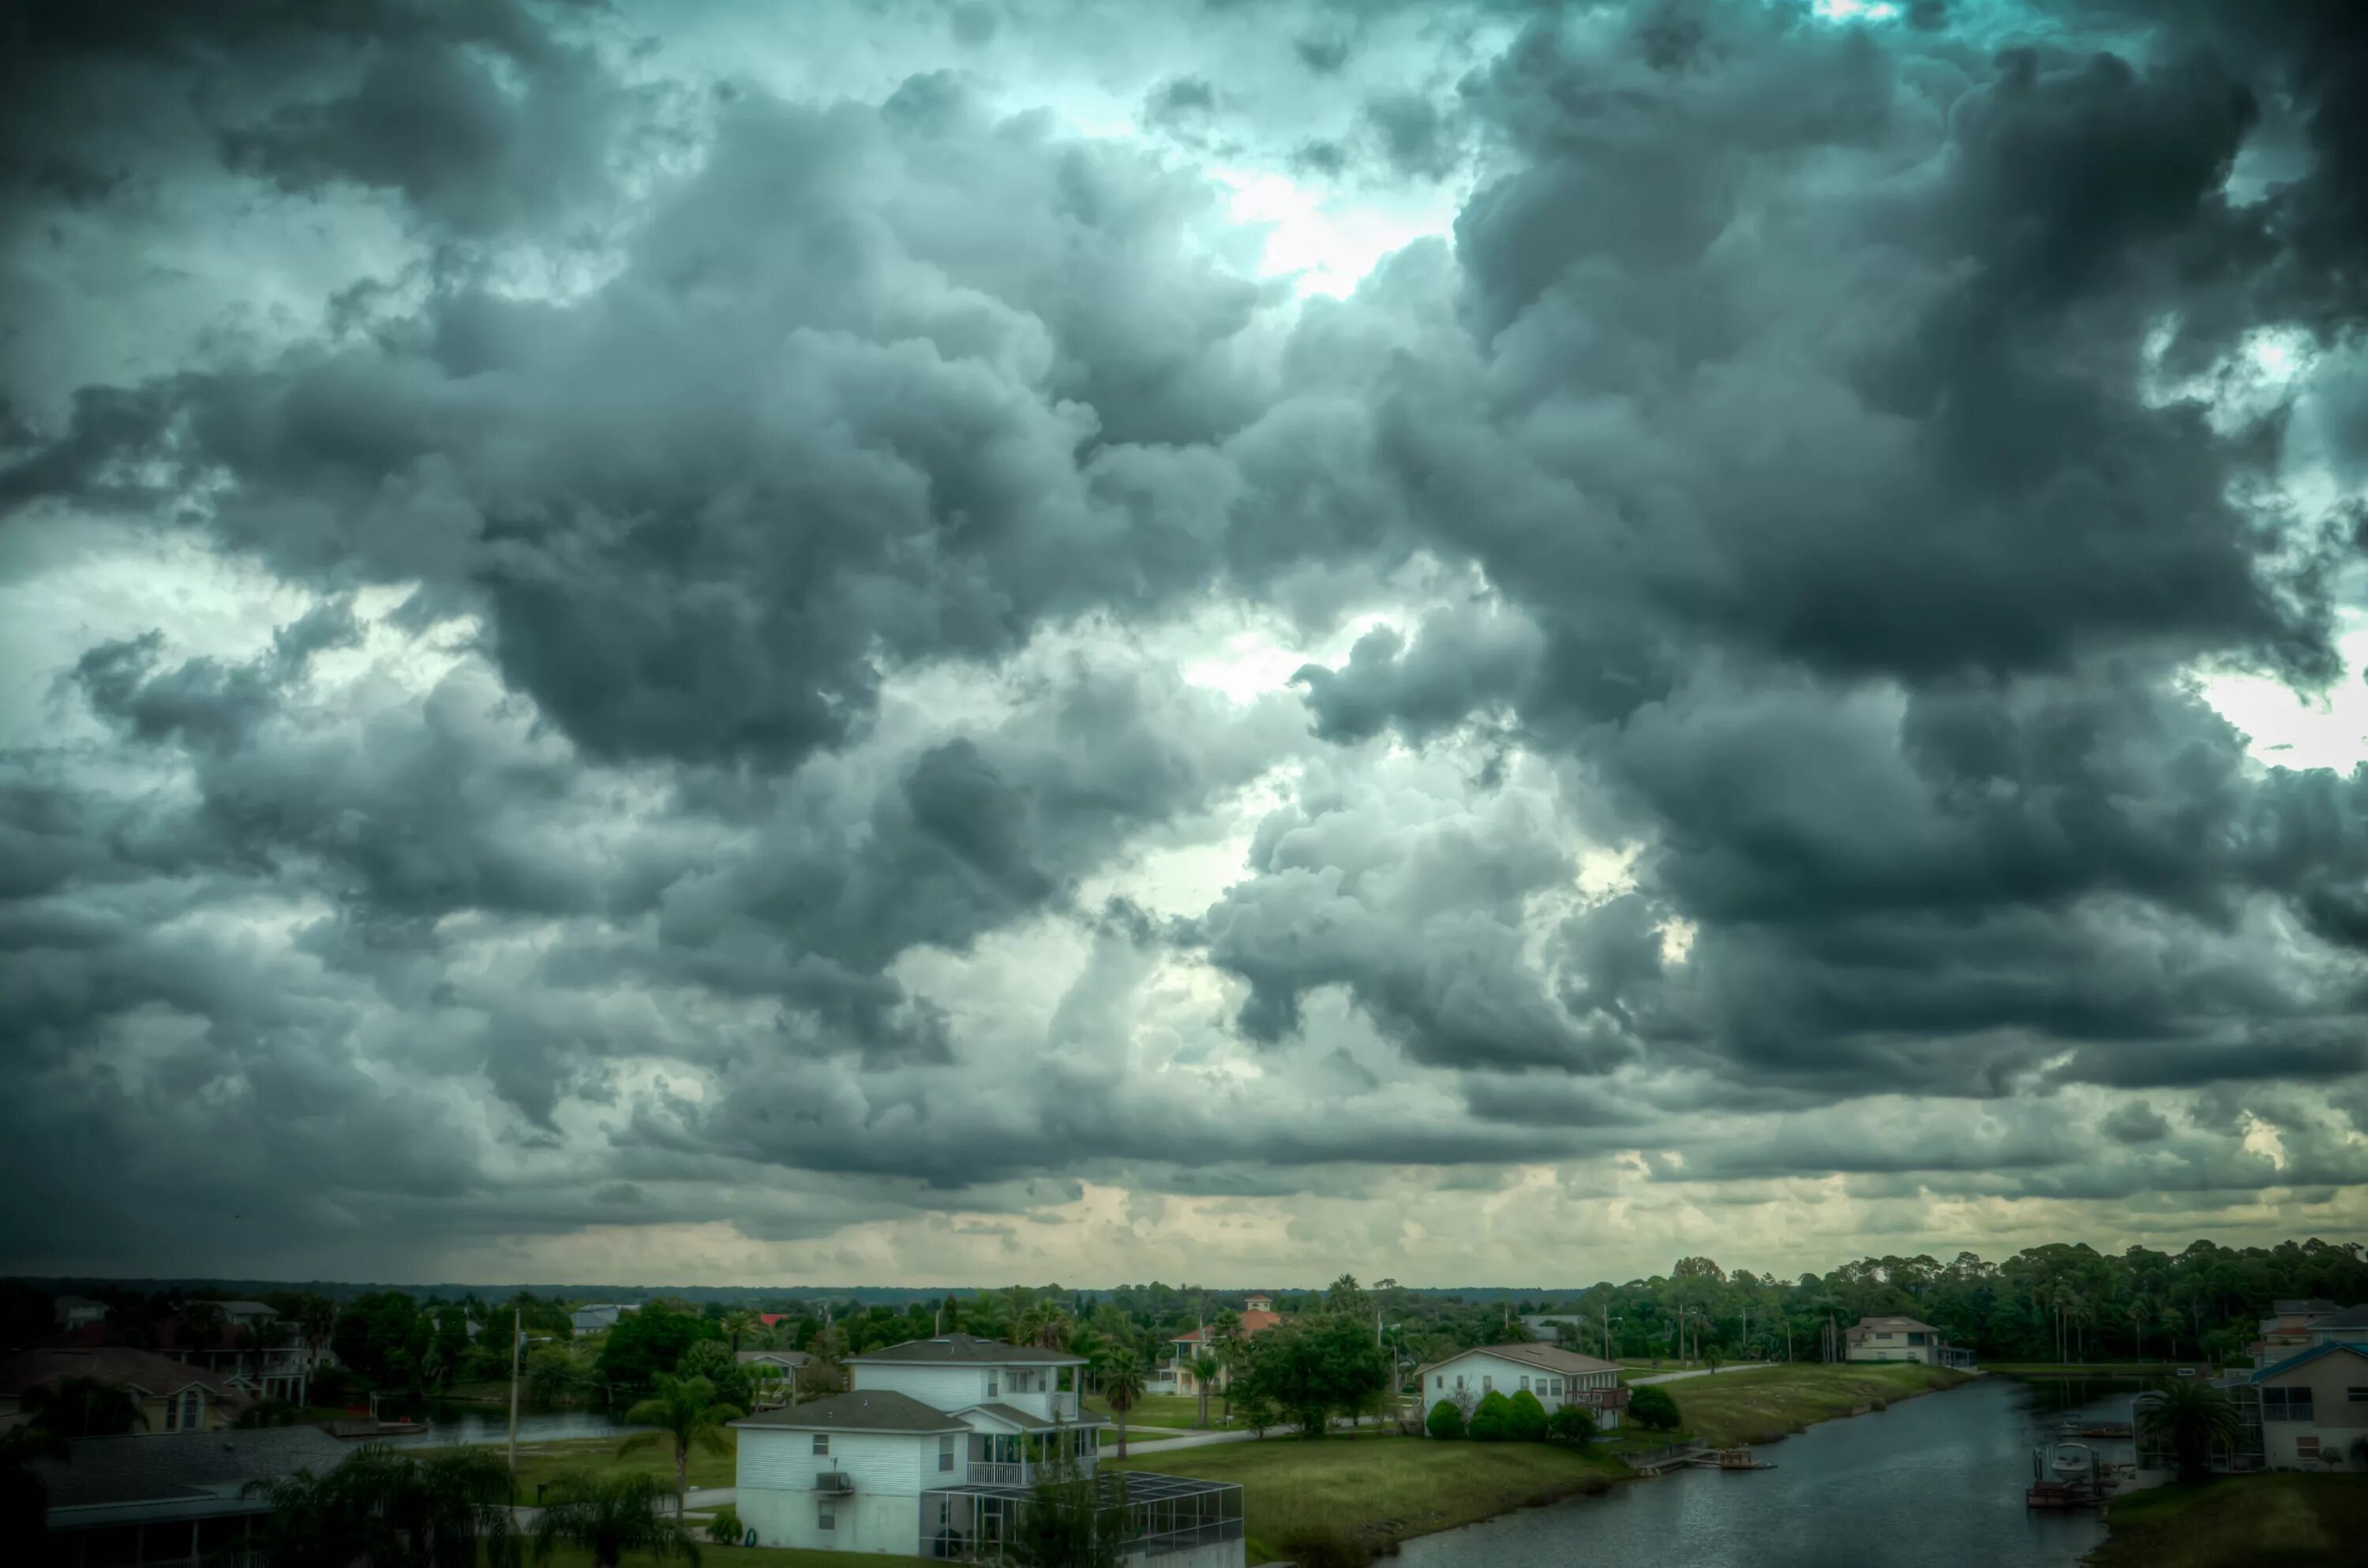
0 1348 248 1406
1174 1310 1281 1345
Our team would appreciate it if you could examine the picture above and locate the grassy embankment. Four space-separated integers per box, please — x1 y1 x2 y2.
2086 1475 2368 1568
1085 1391 1208 1430
1665 1362 1971 1447
525 1549 927 1568
1984 1362 2210 1378
1109 1433 1629 1563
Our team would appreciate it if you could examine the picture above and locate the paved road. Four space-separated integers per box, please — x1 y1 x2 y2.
1626 1363 1774 1386
1123 1414 1395 1453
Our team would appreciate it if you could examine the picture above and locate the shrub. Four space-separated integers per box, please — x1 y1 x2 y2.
1426 1398 1467 1439
706 1503 743 1544
1467 1389 1515 1442
1628 1386 1680 1432
1507 1390 1549 1442
1546 1405 1598 1443
1276 1522 1370 1568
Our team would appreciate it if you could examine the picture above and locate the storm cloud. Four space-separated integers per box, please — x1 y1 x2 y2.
3 0 2366 1285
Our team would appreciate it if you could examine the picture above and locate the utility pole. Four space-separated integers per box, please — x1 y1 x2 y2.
507 1308 522 1487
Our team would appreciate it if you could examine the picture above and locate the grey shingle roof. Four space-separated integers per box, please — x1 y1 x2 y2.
1414 1342 1621 1379
0 1347 245 1404
733 1388 969 1433
844 1333 1082 1367
32 1427 350 1510
2306 1305 2368 1330
958 1401 1108 1431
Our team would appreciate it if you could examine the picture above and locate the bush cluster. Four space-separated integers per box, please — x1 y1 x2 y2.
1429 1387 1606 1445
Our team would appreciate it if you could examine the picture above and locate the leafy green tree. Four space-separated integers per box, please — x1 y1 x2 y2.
678 1339 754 1411
596 1304 718 1393
23 1376 146 1437
250 1444 519 1568
718 1311 759 1353
1545 1405 1598 1443
1467 1390 1514 1442
1101 1349 1148 1458
1628 1386 1681 1432
1507 1390 1549 1442
2137 1382 2240 1486
1190 1352 1220 1429
618 1375 743 1521
531 1470 701 1568
1426 1399 1466 1439
1238 1314 1389 1439
333 1293 430 1388
1236 1388 1280 1439
1009 1445 1134 1567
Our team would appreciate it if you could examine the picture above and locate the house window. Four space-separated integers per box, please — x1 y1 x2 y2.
1455 1376 1465 1392
1550 1379 1564 1397
2296 1437 2321 1460
1434 1376 1443 1391
1520 1376 1531 1392
987 1376 999 1398
819 1505 836 1532
2262 1387 2315 1422
813 1434 830 1454
940 1436 956 1473
2350 1387 2368 1403
1482 1377 1493 1393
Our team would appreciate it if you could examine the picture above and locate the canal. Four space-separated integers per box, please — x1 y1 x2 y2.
373 1402 647 1447
1396 1375 2135 1568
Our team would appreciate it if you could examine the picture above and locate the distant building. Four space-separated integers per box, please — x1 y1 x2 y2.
29 1424 350 1566
569 1303 638 1335
739 1349 811 1409
1844 1316 1976 1370
0 1347 249 1435
1169 1304 1283 1397
53 1296 109 1330
2251 1299 2354 1364
1414 1344 1630 1430
733 1333 1242 1564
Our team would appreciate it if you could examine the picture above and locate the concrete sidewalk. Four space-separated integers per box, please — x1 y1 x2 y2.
1627 1363 1774 1386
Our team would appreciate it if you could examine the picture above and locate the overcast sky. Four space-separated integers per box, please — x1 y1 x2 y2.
4 0 2367 1289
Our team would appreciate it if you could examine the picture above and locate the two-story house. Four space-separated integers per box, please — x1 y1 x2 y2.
2250 1339 2368 1472
0 1348 249 1435
1414 1344 1630 1430
1170 1297 1282 1397
1844 1316 1976 1369
733 1333 1243 1566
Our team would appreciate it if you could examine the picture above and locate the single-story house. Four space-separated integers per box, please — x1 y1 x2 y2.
568 1303 637 1335
1414 1344 1628 1430
2250 1339 2368 1472
1844 1316 1976 1369
29 1424 352 1566
0 1348 248 1436
739 1349 812 1408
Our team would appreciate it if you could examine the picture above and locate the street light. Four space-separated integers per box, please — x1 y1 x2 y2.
508 1310 557 1485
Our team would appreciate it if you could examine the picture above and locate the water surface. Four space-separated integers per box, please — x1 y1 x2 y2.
376 1402 646 1447
1396 1375 2123 1568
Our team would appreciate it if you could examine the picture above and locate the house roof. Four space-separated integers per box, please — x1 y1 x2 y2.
1175 1311 1281 1345
0 1348 247 1406
30 1427 350 1511
2252 1339 2368 1384
1848 1316 1940 1334
733 1388 969 1434
736 1349 809 1367
1414 1342 1621 1379
758 1313 788 1327
845 1333 1082 1367
54 1296 106 1311
2302 1305 2368 1332
2272 1299 2345 1315
957 1401 1110 1433
200 1301 276 1316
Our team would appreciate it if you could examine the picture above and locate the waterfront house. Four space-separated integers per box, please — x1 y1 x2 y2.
1170 1298 1283 1397
28 1424 350 1566
0 1348 249 1435
2249 1339 2368 1472
1843 1316 1976 1369
1414 1344 1629 1430
54 1296 110 1330
732 1333 1243 1565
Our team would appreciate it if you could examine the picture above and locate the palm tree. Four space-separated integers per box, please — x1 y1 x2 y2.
618 1375 743 1521
2136 1382 2240 1486
1102 1350 1147 1459
22 1377 146 1437
719 1311 759 1354
1189 1353 1221 1429
249 1444 517 1568
532 1470 702 1568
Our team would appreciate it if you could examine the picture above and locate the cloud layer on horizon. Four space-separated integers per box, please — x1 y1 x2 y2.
3 0 2367 1285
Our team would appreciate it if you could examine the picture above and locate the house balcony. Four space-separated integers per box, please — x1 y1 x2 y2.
968 1453 1098 1488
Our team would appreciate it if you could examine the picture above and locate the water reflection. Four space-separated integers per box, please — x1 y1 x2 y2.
1396 1376 2123 1568
375 1402 646 1447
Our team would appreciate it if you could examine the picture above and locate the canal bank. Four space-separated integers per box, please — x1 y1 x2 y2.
1393 1374 2119 1568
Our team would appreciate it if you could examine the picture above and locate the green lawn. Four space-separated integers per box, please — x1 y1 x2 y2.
1109 1434 1628 1563
523 1548 927 1568
1088 1392 1215 1429
1984 1362 2207 1377
2089 1475 2368 1568
420 1433 740 1499
1665 1363 1971 1447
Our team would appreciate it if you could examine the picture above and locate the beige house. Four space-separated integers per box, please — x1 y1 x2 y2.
1844 1315 1976 1369
2251 1340 2368 1472
1171 1298 1281 1397
0 1348 246 1435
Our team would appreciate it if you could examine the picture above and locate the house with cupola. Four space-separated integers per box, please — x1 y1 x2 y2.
733 1333 1242 1565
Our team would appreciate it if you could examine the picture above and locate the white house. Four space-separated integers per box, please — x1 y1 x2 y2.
1844 1316 1976 1369
1414 1344 1630 1430
733 1333 1243 1566
568 1304 636 1335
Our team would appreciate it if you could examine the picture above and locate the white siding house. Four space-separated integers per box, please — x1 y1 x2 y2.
1415 1344 1629 1430
733 1334 1243 1566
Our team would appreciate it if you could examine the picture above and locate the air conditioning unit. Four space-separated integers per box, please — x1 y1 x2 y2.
815 1471 856 1495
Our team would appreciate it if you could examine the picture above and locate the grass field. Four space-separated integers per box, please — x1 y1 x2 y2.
525 1547 928 1568
1664 1363 1971 1447
1087 1392 1216 1429
1108 1434 1629 1563
2089 1475 2368 1568
420 1432 740 1499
